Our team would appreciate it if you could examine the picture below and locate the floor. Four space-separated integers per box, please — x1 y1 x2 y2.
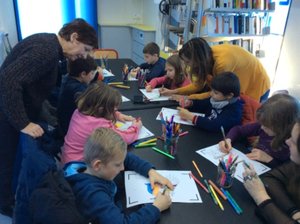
0 214 12 224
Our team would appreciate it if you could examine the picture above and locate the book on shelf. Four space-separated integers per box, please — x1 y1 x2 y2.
205 0 272 10
201 14 269 36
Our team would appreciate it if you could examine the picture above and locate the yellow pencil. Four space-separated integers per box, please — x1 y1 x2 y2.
138 138 157 146
209 184 224 211
114 85 130 89
192 160 203 178
108 82 124 85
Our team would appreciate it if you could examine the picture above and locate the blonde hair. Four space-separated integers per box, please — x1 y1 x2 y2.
84 128 126 165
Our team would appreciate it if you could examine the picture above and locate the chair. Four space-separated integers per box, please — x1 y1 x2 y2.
92 48 119 59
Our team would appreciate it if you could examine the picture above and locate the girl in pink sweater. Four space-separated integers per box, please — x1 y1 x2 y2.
145 54 191 92
62 81 142 164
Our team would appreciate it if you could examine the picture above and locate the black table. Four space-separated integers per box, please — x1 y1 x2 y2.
122 108 262 224
96 59 178 111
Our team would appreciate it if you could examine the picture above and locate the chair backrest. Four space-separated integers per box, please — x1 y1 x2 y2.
93 48 119 59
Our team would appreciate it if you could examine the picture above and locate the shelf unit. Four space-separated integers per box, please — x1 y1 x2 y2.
183 0 275 54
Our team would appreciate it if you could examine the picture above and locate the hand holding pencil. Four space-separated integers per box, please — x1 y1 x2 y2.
218 138 232 153
219 126 232 153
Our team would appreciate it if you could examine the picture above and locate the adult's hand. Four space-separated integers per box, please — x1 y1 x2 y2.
243 164 270 205
21 122 44 138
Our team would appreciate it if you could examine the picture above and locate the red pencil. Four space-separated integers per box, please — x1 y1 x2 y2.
179 131 189 137
189 172 209 194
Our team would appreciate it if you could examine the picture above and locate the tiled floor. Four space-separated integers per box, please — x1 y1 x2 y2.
0 214 12 224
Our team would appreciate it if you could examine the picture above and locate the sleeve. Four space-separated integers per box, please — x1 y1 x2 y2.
256 199 298 224
226 122 261 142
188 92 211 100
261 162 300 217
189 98 212 113
124 152 154 177
82 186 160 224
194 103 243 132
112 124 140 145
0 46 58 130
139 62 150 70
145 63 165 82
176 83 201 96
148 76 166 89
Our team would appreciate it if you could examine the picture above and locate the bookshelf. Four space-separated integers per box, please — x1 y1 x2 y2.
163 0 275 55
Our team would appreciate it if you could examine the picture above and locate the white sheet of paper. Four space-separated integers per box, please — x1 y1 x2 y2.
196 144 271 182
140 88 170 101
116 121 154 140
102 68 114 77
156 107 205 126
125 170 202 208
122 96 130 102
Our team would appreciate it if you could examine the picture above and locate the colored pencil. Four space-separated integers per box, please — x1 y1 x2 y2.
134 143 156 148
138 138 157 146
114 84 130 89
208 179 227 200
209 184 224 211
221 189 240 214
192 160 203 178
204 179 218 205
220 126 229 149
222 189 243 214
179 131 189 137
152 147 175 159
108 82 123 85
189 172 209 193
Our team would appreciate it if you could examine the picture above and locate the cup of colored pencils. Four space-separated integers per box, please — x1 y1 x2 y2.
216 155 237 189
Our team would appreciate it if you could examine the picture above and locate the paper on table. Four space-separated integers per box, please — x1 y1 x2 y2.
102 68 114 77
115 121 154 140
122 96 130 102
196 144 271 182
156 107 205 126
125 170 202 208
140 88 170 101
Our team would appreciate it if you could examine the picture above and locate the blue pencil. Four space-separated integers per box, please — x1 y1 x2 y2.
221 188 241 215
223 189 243 214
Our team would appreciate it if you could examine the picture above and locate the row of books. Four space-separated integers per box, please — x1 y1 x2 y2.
205 0 273 10
209 39 255 53
201 14 270 36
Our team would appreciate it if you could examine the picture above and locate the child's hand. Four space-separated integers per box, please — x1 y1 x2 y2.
218 138 232 153
145 85 152 92
153 191 172 212
177 107 194 121
118 113 135 122
148 169 174 191
132 118 142 129
246 148 273 163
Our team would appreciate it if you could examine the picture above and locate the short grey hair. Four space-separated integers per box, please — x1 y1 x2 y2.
84 128 127 165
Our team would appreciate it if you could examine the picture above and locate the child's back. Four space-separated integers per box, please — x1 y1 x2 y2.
57 56 97 136
65 128 172 224
62 82 141 164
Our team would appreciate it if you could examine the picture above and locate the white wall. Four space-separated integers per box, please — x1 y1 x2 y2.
97 0 143 25
0 0 18 47
274 0 300 98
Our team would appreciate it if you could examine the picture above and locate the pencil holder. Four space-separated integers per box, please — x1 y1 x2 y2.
163 135 179 156
216 163 236 189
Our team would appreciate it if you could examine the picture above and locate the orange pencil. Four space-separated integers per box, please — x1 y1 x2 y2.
208 179 227 200
192 160 203 178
